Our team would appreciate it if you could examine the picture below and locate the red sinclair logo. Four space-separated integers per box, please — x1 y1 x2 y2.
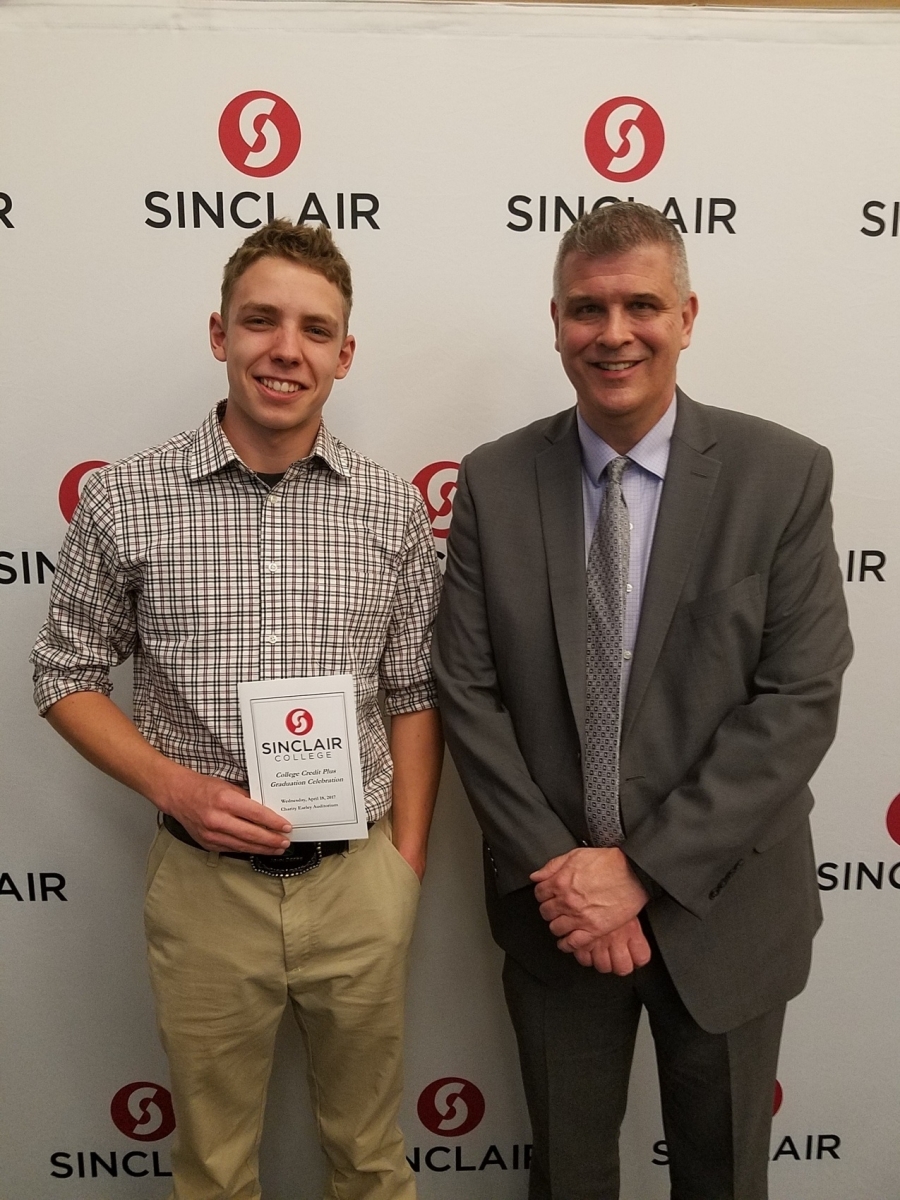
885 794 900 845
417 1078 486 1137
218 91 302 177
412 461 459 541
285 708 314 736
110 1083 176 1142
59 461 109 523
584 97 665 183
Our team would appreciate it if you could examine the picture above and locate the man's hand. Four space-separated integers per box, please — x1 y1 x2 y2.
159 767 292 855
45 692 293 855
569 918 652 976
531 847 650 946
393 840 427 882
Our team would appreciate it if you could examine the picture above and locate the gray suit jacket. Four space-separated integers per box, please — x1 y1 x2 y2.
433 392 852 1033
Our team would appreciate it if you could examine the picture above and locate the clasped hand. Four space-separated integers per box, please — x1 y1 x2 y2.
531 847 652 976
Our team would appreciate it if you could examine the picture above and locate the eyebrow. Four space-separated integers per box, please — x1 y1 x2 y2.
236 302 280 319
565 290 663 308
236 302 340 328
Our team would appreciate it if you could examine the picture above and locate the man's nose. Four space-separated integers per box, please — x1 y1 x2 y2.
272 326 304 363
598 307 631 348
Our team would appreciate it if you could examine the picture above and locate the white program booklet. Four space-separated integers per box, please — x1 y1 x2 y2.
238 674 369 842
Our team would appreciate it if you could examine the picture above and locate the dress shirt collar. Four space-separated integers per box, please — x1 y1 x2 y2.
189 401 352 482
576 395 677 483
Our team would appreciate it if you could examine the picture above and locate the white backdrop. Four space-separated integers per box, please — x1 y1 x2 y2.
2 2 900 1197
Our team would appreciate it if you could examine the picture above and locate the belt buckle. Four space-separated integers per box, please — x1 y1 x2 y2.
250 842 322 878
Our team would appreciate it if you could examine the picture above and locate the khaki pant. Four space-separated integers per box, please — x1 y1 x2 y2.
144 817 420 1200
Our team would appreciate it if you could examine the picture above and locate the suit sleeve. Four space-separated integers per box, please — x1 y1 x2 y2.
433 459 579 892
622 444 852 919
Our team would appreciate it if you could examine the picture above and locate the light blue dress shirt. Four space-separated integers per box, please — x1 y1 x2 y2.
577 397 676 696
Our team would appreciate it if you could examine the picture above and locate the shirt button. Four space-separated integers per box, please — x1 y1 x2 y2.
629 522 634 531
626 583 633 593
267 493 280 506
266 561 278 573
266 634 278 644
623 650 633 660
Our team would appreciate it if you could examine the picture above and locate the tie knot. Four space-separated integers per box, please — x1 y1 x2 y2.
606 456 629 486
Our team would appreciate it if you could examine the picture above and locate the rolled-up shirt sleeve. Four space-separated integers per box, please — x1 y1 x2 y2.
31 472 138 715
379 492 441 716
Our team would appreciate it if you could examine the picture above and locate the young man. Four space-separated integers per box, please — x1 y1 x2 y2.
33 220 443 1200
434 202 852 1199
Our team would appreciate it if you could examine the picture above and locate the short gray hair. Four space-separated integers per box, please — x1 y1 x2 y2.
553 202 690 301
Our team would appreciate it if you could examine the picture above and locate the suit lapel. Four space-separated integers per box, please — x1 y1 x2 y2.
535 413 587 740
622 393 721 741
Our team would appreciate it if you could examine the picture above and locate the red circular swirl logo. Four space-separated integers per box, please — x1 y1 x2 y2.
59 460 109 523
417 1078 485 1137
773 1080 784 1115
584 97 665 183
412 461 459 540
885 794 900 845
285 708 313 736
110 1082 176 1142
218 91 302 177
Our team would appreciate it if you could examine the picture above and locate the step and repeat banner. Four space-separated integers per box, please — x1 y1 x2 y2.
2 3 900 1197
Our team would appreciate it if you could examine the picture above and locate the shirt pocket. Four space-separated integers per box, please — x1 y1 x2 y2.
295 521 402 644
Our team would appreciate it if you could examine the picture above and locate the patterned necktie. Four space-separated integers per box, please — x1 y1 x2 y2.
584 455 630 847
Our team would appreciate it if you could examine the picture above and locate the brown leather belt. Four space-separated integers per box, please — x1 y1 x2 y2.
162 814 348 878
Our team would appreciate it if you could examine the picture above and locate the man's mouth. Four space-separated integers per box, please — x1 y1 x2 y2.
596 361 641 372
258 377 302 394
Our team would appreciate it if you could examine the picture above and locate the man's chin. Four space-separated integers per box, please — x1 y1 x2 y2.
254 402 320 431
578 393 640 422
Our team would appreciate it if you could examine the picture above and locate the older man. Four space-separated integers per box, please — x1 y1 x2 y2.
434 202 851 1199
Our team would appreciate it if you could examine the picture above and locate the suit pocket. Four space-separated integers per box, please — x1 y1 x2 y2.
676 574 765 712
687 573 762 621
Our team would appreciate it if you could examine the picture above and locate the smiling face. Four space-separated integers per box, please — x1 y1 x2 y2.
209 254 355 471
551 243 698 453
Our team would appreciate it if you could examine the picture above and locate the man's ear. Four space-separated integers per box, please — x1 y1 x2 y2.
334 333 356 381
209 312 227 363
550 298 561 352
680 293 699 350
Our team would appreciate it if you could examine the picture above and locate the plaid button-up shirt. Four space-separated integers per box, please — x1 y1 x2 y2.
32 404 441 821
